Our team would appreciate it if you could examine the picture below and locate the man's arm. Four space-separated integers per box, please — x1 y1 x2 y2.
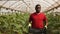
28 15 32 27
45 19 48 28
44 14 48 29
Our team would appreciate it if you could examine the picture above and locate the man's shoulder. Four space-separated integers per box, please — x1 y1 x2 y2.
40 12 45 15
30 12 35 15
40 12 44 14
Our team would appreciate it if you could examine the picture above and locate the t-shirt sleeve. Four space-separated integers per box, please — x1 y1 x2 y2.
44 14 47 21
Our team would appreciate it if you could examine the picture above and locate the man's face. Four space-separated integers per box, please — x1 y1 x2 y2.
35 6 41 13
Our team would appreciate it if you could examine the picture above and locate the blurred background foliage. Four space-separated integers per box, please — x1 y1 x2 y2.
0 12 60 34
46 12 60 34
0 13 29 34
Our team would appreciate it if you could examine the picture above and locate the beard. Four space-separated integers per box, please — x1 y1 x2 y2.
36 10 40 13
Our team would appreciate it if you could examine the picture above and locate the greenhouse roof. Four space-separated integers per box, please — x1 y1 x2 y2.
0 0 60 13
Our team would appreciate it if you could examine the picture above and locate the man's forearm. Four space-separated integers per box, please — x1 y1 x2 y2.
46 20 48 26
45 20 48 29
46 23 48 27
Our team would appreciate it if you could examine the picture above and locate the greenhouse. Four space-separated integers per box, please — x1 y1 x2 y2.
0 0 60 34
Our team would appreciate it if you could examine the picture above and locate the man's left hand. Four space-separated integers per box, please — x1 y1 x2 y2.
45 25 47 29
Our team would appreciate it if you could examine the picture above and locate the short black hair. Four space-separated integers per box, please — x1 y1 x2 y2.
35 4 41 9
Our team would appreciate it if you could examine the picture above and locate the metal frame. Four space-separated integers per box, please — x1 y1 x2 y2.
45 0 60 12
42 0 51 7
0 0 60 13
9 1 18 7
16 3 25 9
1 1 8 6
22 0 33 11
11 1 23 9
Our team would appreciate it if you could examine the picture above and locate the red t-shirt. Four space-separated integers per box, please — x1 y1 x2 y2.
29 12 47 29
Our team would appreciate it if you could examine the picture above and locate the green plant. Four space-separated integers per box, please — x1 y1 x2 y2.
0 13 29 34
46 13 60 34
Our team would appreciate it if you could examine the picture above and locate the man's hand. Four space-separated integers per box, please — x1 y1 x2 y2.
28 23 31 27
45 25 47 29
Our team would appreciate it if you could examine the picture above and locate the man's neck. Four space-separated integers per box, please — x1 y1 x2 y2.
35 12 40 15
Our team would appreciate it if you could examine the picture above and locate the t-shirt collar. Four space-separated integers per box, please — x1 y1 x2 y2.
35 12 41 15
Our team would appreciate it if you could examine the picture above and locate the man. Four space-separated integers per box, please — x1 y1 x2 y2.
29 4 48 34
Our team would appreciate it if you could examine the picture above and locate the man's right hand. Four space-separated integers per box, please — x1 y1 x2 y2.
28 23 31 27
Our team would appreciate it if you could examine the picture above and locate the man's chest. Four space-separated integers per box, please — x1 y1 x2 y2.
32 14 44 20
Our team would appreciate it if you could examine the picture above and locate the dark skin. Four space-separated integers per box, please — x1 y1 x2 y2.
35 5 41 13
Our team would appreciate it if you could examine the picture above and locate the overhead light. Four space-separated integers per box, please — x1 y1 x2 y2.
6 8 8 10
11 9 13 11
